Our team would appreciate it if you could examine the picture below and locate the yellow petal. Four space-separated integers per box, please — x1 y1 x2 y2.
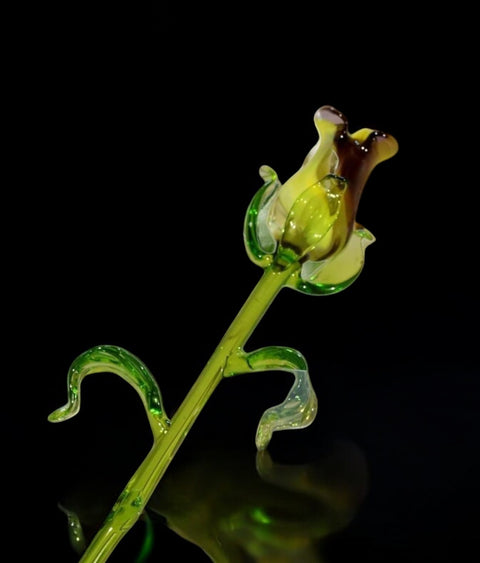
301 226 375 286
350 128 374 144
279 175 347 263
276 114 340 215
350 128 399 164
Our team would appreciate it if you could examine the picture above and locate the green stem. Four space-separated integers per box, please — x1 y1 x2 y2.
79 264 298 563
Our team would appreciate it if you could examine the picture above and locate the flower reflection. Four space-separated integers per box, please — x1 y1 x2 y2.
60 440 367 562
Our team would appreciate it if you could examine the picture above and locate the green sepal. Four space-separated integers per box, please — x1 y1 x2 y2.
287 226 375 296
243 166 280 268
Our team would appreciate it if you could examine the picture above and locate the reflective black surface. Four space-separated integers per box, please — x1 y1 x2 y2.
57 439 368 561
40 362 479 562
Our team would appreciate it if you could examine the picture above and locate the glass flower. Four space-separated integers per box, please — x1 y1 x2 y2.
49 105 398 563
245 105 398 294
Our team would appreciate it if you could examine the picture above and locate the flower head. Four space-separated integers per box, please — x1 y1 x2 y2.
244 106 398 295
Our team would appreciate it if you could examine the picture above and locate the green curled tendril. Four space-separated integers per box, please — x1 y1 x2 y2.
48 345 170 439
225 346 317 450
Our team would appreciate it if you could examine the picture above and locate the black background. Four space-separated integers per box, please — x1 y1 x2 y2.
13 3 479 562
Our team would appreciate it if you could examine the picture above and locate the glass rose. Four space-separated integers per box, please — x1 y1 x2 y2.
245 105 398 294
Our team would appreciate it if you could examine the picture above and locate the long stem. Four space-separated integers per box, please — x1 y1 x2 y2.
80 264 298 563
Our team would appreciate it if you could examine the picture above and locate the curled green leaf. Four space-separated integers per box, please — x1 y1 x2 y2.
226 346 318 451
48 345 170 439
